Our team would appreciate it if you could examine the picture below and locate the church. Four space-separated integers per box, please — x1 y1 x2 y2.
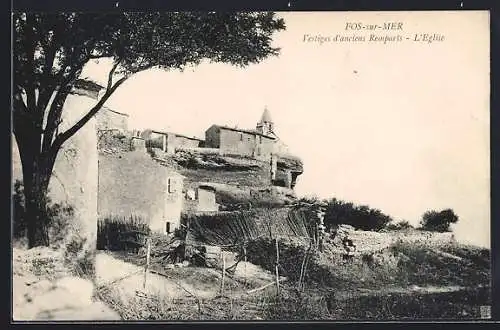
204 107 289 160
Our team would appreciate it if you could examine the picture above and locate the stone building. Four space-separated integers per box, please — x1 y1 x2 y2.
204 110 278 159
98 150 185 235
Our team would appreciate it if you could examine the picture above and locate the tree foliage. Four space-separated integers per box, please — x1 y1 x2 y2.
13 11 285 249
323 198 393 231
295 197 394 232
419 209 459 232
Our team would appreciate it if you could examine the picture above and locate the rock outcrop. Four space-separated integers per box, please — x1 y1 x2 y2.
13 247 121 321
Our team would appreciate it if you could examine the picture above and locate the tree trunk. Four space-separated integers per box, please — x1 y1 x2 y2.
25 186 50 248
21 149 58 248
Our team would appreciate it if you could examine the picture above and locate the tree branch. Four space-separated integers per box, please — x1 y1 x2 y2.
41 53 86 153
35 41 60 114
107 58 122 90
51 75 128 152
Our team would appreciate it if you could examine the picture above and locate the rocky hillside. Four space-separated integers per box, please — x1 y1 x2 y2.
147 147 303 211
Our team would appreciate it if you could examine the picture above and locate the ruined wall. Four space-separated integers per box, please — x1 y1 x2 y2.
98 151 183 233
174 135 202 150
327 225 456 253
95 107 129 132
143 131 202 154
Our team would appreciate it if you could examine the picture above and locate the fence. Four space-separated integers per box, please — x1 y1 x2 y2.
96 203 326 316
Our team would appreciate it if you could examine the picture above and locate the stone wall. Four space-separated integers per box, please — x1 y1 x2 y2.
328 225 456 253
46 91 99 262
173 135 203 151
197 187 219 212
143 131 203 154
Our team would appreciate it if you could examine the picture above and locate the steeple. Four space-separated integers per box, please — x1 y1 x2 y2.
260 107 273 123
256 106 274 136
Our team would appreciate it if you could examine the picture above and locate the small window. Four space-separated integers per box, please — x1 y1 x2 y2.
240 133 243 141
259 136 262 144
165 221 171 234
168 178 176 193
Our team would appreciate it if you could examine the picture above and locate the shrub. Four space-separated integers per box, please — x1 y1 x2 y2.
97 215 151 252
419 209 459 232
386 220 414 231
12 179 74 246
323 198 393 231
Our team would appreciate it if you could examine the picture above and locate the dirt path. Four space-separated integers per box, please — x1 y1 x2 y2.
96 253 217 300
95 252 276 302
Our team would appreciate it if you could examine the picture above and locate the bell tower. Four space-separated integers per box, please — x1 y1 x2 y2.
256 106 274 136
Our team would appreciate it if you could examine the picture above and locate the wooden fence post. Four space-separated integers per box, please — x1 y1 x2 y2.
243 244 247 285
143 237 151 289
220 249 225 296
275 237 280 297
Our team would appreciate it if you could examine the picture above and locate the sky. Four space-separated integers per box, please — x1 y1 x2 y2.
81 11 490 247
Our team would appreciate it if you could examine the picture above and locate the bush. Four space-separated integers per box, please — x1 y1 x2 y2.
97 215 151 252
419 209 459 232
323 198 393 231
386 220 414 231
12 180 74 246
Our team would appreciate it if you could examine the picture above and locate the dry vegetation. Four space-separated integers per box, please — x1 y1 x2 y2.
91 234 490 320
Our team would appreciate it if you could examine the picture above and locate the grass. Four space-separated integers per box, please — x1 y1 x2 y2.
96 286 269 320
331 286 491 320
97 215 150 252
387 240 491 287
94 230 491 320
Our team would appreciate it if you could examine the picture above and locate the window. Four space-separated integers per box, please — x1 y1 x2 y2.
240 133 243 141
168 178 176 193
259 136 262 144
165 221 171 234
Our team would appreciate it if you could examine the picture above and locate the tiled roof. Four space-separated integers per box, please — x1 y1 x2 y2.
151 130 204 141
212 125 276 140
